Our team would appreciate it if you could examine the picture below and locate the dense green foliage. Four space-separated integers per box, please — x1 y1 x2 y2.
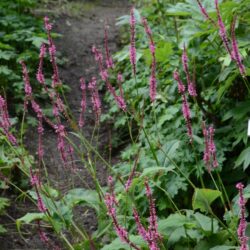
101 0 250 248
0 0 53 115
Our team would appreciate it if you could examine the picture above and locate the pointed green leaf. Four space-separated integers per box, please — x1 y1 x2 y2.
192 188 221 212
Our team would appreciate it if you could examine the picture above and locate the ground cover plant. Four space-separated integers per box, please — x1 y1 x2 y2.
0 0 250 249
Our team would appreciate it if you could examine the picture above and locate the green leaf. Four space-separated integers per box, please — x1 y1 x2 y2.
0 50 16 60
140 166 174 178
16 213 45 232
167 227 186 247
0 66 13 76
0 197 10 211
155 42 173 63
209 246 237 250
235 147 250 170
63 188 100 212
0 224 7 234
193 212 219 233
26 36 47 48
101 235 146 250
158 214 189 230
192 188 221 212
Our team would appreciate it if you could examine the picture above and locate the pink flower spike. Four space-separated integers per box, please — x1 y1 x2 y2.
130 7 137 76
88 77 101 122
196 0 216 25
173 70 185 94
37 43 47 85
182 95 193 142
133 208 148 241
20 60 32 99
104 25 114 69
215 0 232 58
44 16 60 88
79 78 86 128
181 45 197 97
231 16 246 77
44 16 52 31
202 121 211 171
141 16 157 102
144 181 161 244
202 122 219 170
37 195 47 213
236 183 249 250
114 95 127 112
117 72 123 83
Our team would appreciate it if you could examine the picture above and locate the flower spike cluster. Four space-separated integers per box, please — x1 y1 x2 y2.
197 2 246 76
236 183 249 250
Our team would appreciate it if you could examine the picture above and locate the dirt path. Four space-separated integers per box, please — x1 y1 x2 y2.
0 1 129 249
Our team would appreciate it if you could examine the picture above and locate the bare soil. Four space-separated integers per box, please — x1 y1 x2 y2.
0 1 129 249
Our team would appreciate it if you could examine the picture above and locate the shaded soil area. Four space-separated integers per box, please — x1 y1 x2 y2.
0 1 129 249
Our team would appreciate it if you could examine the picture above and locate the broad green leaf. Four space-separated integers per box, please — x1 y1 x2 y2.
192 188 221 212
16 213 45 232
63 188 100 211
0 66 12 76
140 166 174 178
235 147 250 170
26 36 47 48
167 227 186 247
158 214 189 232
0 50 16 60
193 212 219 233
101 235 146 250
155 42 173 63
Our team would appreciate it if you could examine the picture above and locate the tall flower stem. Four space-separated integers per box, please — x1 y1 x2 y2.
142 127 160 166
215 170 232 211
190 142 205 188
209 171 227 211
159 147 196 189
